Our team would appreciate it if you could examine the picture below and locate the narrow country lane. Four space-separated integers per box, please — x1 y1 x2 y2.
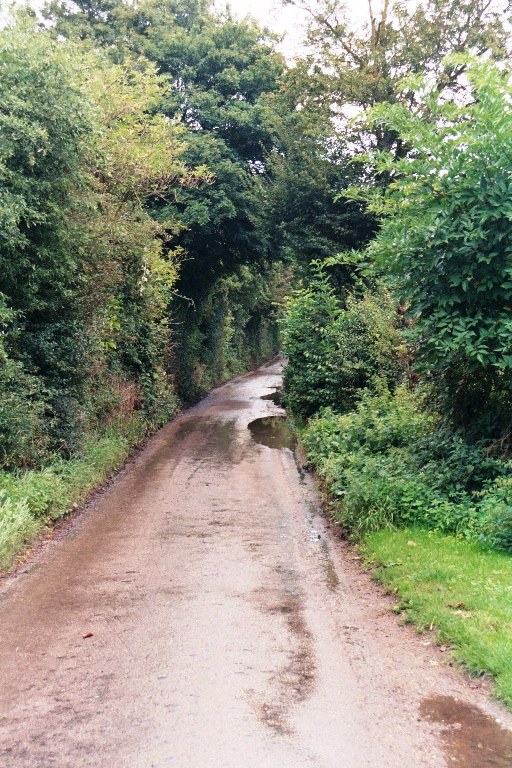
1 360 512 768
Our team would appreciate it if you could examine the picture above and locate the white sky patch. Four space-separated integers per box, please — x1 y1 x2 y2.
214 0 378 59
11 0 418 58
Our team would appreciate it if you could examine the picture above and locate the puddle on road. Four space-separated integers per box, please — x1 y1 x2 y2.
248 416 297 451
175 418 199 441
175 418 238 466
203 419 238 464
214 399 250 411
261 389 283 407
420 695 512 767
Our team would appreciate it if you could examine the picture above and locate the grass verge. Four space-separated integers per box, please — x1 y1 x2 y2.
361 527 512 708
0 416 147 571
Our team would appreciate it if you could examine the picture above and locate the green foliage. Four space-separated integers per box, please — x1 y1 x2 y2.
172 263 283 400
0 358 47 469
287 0 511 134
275 0 512 272
0 18 193 462
303 385 457 535
45 0 288 401
478 477 512 553
360 59 512 431
301 384 505 538
0 468 67 520
263 83 377 270
281 265 403 417
0 20 93 451
280 267 341 417
301 375 512 548
0 493 43 571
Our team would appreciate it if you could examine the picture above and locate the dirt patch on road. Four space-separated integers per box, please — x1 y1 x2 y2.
421 695 512 767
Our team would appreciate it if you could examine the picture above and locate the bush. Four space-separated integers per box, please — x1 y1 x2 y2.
281 268 343 417
303 383 435 472
281 265 403 418
364 60 512 433
0 469 66 520
302 385 483 539
479 477 512 553
333 290 404 410
0 360 48 468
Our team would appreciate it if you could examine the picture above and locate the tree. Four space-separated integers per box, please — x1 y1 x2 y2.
358 60 512 433
45 0 289 398
0 16 195 457
263 82 378 275
0 20 96 452
285 0 512 118
45 0 286 287
274 0 512 281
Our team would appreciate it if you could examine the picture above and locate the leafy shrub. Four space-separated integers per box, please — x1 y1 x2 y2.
0 360 48 468
302 385 482 538
479 477 512 553
333 290 404 410
280 267 342 417
281 265 403 418
303 384 434 471
363 60 512 433
413 424 509 498
0 469 66 520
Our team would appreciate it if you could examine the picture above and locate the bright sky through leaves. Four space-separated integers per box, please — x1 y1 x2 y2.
214 0 377 58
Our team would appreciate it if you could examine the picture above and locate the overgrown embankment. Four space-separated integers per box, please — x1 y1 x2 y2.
297 389 512 705
280 59 512 708
0 6 289 570
0 418 146 571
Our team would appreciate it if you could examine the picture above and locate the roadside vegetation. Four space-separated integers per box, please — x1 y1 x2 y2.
3 0 512 708
279 0 512 707
0 418 144 570
363 530 512 708
0 0 304 568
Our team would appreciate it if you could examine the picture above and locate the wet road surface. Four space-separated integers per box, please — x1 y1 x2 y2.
1 360 512 767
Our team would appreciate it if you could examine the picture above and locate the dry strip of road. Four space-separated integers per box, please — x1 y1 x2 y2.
1 360 512 767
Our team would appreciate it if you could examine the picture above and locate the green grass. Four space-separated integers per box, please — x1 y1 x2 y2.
0 416 147 571
0 494 44 571
362 527 512 708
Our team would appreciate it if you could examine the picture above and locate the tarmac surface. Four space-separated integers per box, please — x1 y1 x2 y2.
1 359 512 767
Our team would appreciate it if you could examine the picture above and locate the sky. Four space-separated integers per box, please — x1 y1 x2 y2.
6 0 376 55
213 0 374 59
213 0 309 58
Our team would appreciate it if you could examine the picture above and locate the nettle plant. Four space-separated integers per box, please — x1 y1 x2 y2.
358 59 512 431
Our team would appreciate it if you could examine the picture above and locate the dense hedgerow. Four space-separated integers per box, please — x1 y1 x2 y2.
0 8 290 569
361 61 512 434
280 266 403 418
302 385 512 548
284 60 512 556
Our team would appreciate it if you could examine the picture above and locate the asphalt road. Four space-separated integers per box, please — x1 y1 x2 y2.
1 360 512 767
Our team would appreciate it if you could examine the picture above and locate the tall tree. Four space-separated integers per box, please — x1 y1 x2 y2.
285 0 512 118
273 0 512 278
355 60 512 433
0 16 195 457
45 0 289 397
